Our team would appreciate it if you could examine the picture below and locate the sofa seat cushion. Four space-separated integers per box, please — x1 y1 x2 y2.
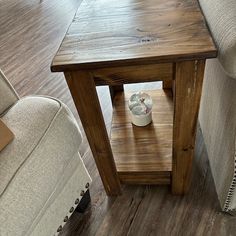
0 96 83 235
28 152 92 236
0 97 84 235
0 96 82 196
199 0 236 79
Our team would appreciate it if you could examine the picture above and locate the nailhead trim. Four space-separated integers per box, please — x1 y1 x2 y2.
69 207 74 213
80 190 85 196
223 152 236 212
227 209 236 216
64 216 69 222
57 225 62 232
55 188 89 235
75 198 80 205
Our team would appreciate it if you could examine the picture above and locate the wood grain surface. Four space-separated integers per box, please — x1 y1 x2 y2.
172 60 206 194
109 85 124 104
118 172 171 185
93 63 173 86
2 1 234 236
51 0 217 72
163 80 173 89
111 90 173 180
50 0 217 195
64 70 121 196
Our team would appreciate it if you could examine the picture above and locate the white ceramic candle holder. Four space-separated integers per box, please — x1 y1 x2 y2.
128 92 153 127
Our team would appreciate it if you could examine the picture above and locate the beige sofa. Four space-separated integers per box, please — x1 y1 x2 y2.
199 0 236 214
0 69 92 235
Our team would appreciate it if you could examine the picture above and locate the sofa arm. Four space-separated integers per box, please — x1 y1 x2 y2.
199 0 236 79
0 69 19 115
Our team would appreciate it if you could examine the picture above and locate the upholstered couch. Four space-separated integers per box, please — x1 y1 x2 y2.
199 0 236 214
0 69 92 235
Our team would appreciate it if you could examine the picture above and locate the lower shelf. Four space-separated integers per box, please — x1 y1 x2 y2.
110 89 173 184
118 172 171 185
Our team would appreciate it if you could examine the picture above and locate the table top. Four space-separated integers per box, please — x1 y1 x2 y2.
51 0 217 72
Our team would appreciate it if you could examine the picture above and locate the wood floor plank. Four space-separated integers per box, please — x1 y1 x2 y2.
1 1 236 236
126 128 220 236
95 186 146 236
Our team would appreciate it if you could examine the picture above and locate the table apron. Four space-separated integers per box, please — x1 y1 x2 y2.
91 63 174 86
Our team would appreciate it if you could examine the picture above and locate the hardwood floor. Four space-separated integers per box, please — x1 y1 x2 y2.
0 0 235 235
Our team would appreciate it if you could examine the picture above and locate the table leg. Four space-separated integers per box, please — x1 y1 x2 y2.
163 80 173 89
64 70 121 196
172 60 205 194
163 80 175 97
109 85 124 104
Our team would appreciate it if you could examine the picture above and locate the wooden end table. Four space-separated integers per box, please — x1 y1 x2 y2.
51 0 217 196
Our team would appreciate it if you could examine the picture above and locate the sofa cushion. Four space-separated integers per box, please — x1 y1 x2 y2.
1 96 55 195
28 152 91 236
0 96 83 235
0 96 82 195
199 58 236 214
199 0 236 79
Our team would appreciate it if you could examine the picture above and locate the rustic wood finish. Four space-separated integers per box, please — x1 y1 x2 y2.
93 63 173 86
2 1 235 235
51 0 216 72
163 80 173 89
109 85 124 104
64 70 121 196
63 129 234 236
119 172 171 185
50 0 217 195
111 90 173 184
172 60 206 194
